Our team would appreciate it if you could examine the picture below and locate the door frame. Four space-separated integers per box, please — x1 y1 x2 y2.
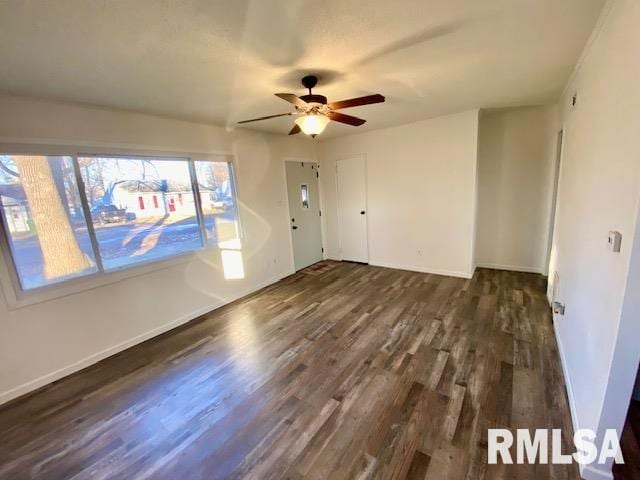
335 154 370 263
283 158 323 271
544 129 564 276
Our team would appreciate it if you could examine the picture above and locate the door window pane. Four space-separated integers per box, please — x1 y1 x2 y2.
194 161 240 245
78 156 202 271
0 155 97 289
301 184 310 209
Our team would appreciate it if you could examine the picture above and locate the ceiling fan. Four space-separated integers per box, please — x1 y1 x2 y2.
237 75 385 137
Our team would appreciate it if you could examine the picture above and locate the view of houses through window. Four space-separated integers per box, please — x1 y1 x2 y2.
195 160 239 245
0 154 239 290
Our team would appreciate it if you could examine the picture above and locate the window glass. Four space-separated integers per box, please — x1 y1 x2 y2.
0 153 243 295
194 161 240 245
301 184 310 209
0 155 98 289
78 156 202 271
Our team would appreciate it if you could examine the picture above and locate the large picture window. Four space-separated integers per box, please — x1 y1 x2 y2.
0 153 239 291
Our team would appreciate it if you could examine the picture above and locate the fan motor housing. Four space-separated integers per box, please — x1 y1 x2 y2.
300 94 327 105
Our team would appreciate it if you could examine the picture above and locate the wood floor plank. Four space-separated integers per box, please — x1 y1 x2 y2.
405 450 431 480
0 263 579 480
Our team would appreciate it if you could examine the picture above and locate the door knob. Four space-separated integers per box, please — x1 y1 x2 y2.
360 211 366 215
292 226 298 230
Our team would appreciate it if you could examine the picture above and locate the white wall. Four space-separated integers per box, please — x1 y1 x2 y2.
476 106 559 274
548 1 640 478
318 110 479 278
0 94 314 404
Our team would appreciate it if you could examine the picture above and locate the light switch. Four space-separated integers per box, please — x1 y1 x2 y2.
608 231 622 253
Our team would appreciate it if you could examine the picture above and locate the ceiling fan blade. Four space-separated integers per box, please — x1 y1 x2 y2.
275 93 310 108
237 112 292 124
328 94 385 110
328 111 366 126
288 124 301 135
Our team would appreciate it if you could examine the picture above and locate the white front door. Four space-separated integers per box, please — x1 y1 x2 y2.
285 161 323 271
337 155 368 263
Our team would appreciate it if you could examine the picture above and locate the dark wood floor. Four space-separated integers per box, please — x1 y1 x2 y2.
0 263 579 480
614 400 640 480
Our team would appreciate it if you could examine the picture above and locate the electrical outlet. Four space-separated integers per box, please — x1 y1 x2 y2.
553 301 565 315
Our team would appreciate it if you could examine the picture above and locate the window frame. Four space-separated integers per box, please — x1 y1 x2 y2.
0 144 240 309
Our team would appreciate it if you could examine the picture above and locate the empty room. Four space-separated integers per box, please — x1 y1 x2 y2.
0 1 639 479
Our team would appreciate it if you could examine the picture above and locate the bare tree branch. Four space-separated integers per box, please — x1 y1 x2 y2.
0 160 19 177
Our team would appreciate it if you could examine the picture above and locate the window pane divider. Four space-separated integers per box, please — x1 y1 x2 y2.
71 156 105 273
188 159 208 247
227 162 243 241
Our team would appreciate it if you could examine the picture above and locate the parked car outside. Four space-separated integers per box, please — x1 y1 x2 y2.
91 204 128 224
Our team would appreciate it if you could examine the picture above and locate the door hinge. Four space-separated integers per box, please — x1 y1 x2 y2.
321 247 324 253
316 171 319 178
319 210 322 216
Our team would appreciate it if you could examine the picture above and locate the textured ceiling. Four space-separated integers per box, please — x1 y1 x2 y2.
0 0 605 138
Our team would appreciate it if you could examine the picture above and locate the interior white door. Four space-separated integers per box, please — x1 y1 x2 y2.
337 156 368 263
285 161 323 271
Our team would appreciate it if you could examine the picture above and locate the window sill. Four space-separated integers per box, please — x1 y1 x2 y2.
0 246 214 310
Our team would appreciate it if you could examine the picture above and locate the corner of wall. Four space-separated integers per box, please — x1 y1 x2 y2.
471 108 481 274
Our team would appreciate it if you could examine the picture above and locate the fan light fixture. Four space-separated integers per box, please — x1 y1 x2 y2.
295 114 330 136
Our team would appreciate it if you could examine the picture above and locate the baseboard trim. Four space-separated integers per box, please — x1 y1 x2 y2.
475 262 544 274
369 261 473 279
553 319 615 480
581 464 614 480
553 320 580 435
0 272 291 406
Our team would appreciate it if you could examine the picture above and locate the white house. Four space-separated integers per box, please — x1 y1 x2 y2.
0 195 29 233
110 180 196 218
